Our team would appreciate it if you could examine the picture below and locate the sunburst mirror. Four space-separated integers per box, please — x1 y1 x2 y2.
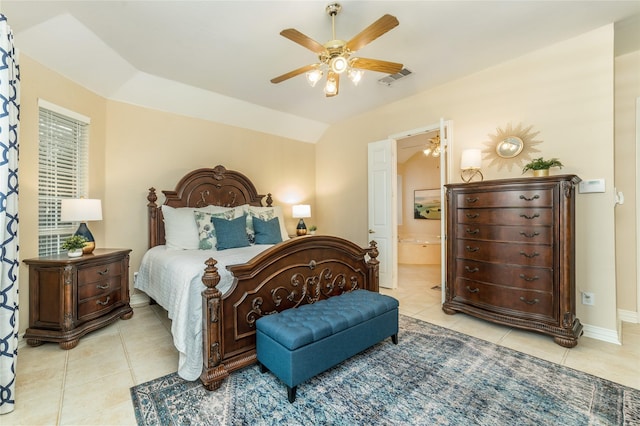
482 123 543 172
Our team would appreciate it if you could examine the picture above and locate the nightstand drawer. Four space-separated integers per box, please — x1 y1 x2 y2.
78 277 122 300
78 289 123 320
78 262 122 284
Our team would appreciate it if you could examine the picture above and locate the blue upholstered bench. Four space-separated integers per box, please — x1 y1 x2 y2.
256 289 399 403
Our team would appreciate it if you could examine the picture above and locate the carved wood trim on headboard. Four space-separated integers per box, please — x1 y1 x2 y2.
147 165 273 248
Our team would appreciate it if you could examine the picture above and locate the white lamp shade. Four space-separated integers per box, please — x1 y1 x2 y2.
61 198 103 222
292 204 311 219
461 149 482 170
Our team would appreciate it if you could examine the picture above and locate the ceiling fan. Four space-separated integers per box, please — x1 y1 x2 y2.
270 3 403 97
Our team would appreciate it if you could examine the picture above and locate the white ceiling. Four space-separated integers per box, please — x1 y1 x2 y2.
3 1 640 143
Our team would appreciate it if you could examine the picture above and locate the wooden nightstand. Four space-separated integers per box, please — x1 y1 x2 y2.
23 248 133 349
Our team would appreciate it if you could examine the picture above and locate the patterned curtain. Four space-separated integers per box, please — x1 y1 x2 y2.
0 14 20 415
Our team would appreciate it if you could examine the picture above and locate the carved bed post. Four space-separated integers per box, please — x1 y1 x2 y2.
147 187 158 248
366 241 380 293
200 258 229 390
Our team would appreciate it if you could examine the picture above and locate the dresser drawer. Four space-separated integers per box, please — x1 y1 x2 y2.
457 224 552 244
77 289 122 321
77 277 122 301
457 188 553 208
78 261 122 284
456 259 553 292
455 239 552 267
453 278 555 320
457 208 552 226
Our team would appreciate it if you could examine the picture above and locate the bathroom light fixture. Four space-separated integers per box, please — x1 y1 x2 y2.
460 149 484 183
60 198 103 254
292 204 311 236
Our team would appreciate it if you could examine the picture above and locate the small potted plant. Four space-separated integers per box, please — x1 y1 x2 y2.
308 225 317 235
61 235 88 257
522 157 563 176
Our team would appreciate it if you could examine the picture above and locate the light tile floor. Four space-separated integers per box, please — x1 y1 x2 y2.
6 264 639 425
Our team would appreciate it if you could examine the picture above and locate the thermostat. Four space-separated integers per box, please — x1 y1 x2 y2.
578 179 605 194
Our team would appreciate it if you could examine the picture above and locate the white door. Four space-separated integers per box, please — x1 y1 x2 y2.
368 139 398 289
439 119 452 303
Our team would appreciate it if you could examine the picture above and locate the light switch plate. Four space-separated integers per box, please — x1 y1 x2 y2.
578 179 605 193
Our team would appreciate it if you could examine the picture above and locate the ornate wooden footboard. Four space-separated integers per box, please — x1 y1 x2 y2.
146 165 380 390
200 235 379 390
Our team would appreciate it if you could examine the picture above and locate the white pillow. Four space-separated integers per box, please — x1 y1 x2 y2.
161 205 238 250
247 205 290 242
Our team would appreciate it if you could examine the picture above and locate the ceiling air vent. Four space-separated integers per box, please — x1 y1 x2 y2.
378 68 412 86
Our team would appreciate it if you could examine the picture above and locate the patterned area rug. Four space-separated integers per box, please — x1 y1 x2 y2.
131 316 639 425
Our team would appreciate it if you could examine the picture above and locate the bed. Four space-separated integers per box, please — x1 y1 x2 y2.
137 165 380 391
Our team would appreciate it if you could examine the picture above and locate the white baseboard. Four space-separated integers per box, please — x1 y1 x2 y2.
618 309 639 324
582 323 621 345
130 292 150 308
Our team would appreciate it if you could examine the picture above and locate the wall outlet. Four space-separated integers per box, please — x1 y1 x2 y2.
581 291 595 306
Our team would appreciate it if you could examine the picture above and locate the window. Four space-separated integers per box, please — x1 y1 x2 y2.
38 101 90 256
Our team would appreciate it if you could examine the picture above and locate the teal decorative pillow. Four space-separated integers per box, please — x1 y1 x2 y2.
252 216 283 245
194 209 236 250
212 214 251 250
247 206 290 242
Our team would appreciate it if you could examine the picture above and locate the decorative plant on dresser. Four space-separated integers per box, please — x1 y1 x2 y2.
443 175 582 347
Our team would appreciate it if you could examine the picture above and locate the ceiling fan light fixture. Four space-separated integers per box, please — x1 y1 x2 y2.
324 76 338 96
330 55 348 74
348 68 364 85
306 66 324 87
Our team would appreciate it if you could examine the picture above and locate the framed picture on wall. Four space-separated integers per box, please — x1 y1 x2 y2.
414 189 441 220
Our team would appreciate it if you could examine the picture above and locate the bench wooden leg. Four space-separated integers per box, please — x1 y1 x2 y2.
391 333 398 345
258 362 267 374
287 386 297 403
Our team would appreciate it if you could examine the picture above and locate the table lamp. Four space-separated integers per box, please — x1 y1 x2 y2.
61 198 103 254
292 204 311 236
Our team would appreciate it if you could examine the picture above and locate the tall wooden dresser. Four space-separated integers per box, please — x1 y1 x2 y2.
443 175 582 347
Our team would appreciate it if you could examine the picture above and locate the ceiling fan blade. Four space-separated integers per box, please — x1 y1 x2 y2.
346 14 399 52
325 73 340 97
271 64 317 84
280 28 326 54
349 57 403 74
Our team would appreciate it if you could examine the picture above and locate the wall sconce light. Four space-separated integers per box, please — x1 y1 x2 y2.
61 198 103 254
292 204 311 236
460 149 484 183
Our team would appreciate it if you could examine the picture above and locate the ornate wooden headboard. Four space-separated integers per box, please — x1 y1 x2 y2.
146 165 272 248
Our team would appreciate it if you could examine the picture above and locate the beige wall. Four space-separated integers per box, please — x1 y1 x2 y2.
17 55 315 336
316 25 621 333
614 50 640 315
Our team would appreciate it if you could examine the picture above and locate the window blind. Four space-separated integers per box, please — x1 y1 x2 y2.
38 106 89 256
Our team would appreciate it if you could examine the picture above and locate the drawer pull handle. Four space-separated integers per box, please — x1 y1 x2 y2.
97 268 110 276
519 213 540 220
96 283 110 290
519 251 539 258
465 266 479 273
465 246 480 252
96 296 111 306
519 231 540 238
519 194 540 202
465 228 480 235
519 274 539 282
519 296 539 305
465 213 480 219
465 197 479 203
466 286 480 293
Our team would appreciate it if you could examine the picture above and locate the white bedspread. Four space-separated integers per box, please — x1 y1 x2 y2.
135 244 272 380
